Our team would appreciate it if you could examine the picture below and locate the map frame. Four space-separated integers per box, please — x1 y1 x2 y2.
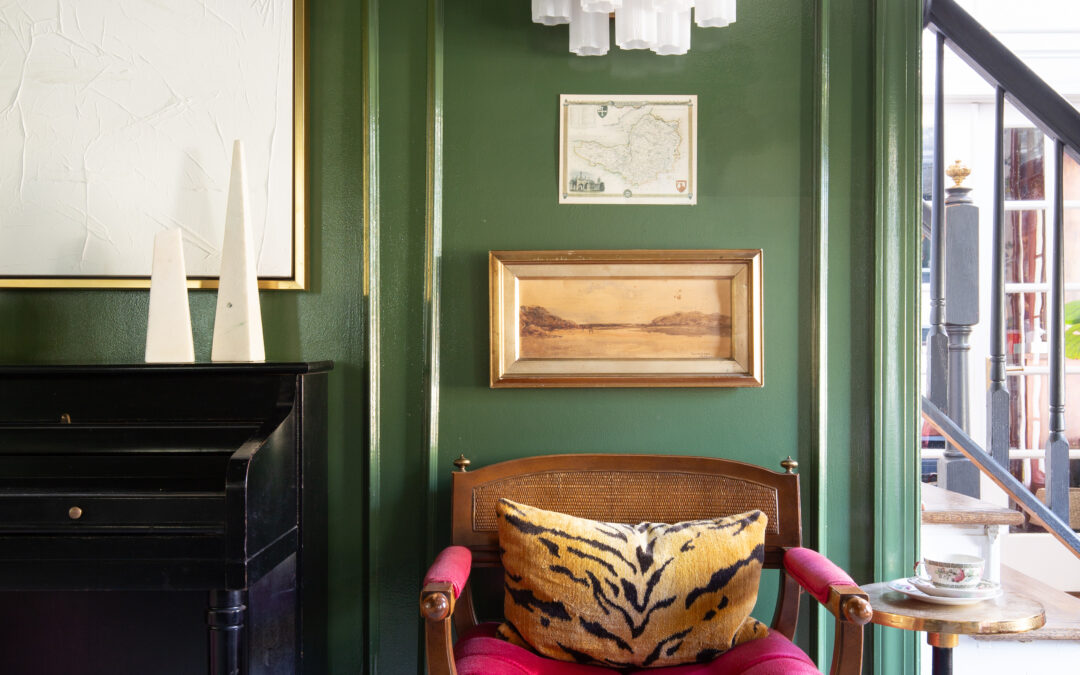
558 94 698 206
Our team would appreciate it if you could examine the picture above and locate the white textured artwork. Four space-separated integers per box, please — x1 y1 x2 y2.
559 94 697 205
0 1 294 279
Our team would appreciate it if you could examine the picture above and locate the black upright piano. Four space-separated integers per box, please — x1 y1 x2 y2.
0 363 330 675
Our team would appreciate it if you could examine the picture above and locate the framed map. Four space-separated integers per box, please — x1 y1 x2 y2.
558 94 697 205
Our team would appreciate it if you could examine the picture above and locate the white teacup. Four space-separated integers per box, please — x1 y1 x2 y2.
917 554 984 589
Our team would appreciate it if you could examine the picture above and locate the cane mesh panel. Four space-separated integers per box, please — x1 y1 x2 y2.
472 470 779 535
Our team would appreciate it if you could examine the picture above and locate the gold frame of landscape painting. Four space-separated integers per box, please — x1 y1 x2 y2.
489 250 763 388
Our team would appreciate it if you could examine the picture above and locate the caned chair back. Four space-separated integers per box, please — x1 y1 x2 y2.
448 454 803 634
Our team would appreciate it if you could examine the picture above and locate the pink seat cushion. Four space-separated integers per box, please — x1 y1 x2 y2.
454 623 821 675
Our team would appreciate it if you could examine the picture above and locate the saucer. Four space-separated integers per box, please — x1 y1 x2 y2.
909 577 1001 599
887 578 1001 606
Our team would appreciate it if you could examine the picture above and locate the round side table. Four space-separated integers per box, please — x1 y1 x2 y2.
861 582 1045 675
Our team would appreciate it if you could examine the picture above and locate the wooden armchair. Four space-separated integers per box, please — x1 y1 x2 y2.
420 454 871 675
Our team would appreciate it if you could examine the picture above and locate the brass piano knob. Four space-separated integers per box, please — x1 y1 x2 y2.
59 413 72 424
68 506 83 520
453 454 471 472
780 456 798 474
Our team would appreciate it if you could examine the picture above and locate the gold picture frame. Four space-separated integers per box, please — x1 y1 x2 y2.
0 0 307 290
490 250 763 388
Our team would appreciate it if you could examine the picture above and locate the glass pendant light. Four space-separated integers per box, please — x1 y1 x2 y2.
615 0 658 50
695 0 737 28
581 0 623 12
653 6 691 55
570 3 611 56
654 0 692 10
532 0 572 26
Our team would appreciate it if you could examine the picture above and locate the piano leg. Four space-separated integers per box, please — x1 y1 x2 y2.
208 589 247 675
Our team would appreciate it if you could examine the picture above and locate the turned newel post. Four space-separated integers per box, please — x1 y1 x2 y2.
938 161 982 498
208 589 247 675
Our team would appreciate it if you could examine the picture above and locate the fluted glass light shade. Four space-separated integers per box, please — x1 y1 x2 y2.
654 0 693 10
570 3 610 56
615 0 658 50
532 0 739 56
532 0 572 26
695 0 737 28
581 0 622 11
653 7 691 55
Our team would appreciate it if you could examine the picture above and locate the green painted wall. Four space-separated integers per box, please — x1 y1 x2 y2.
371 0 894 672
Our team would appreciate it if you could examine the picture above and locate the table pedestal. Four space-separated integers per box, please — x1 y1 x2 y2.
928 632 958 675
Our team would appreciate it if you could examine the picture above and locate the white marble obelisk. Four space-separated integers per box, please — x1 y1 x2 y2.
211 140 265 362
145 229 195 363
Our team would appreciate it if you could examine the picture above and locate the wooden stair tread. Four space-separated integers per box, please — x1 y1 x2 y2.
973 565 1080 641
921 483 1025 527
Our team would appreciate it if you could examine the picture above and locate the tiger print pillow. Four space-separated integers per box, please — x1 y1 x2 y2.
495 499 768 668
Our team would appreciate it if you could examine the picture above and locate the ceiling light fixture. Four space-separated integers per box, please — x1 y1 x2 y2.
532 0 737 56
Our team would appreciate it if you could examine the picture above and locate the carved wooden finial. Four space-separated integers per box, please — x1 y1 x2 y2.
843 596 873 625
453 454 471 472
420 592 449 621
781 456 798 474
946 159 971 187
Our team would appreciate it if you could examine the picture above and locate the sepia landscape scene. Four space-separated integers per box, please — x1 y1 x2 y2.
518 277 732 359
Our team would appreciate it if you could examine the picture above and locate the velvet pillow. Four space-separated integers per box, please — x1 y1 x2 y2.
494 499 768 668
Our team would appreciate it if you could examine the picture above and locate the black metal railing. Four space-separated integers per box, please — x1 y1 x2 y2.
923 0 1080 558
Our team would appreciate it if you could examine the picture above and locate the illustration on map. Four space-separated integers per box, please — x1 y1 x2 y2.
559 94 697 205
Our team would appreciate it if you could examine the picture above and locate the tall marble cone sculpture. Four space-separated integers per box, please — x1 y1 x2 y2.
145 229 195 363
212 141 265 362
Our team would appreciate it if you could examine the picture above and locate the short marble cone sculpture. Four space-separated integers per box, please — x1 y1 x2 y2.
145 229 195 363
212 140 265 362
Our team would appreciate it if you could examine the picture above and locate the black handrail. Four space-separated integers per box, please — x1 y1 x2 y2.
925 0 1080 163
923 398 1080 559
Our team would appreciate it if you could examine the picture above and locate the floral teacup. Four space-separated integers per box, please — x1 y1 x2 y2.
916 554 984 589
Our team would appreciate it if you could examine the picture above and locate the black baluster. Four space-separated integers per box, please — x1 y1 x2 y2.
988 87 1010 468
927 31 949 409
1046 139 1069 522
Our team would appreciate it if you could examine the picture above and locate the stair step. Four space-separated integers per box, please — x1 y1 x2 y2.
973 565 1080 641
921 483 1025 527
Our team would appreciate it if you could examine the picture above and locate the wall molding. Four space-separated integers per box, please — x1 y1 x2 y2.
363 0 382 671
811 0 831 664
423 0 445 565
873 0 922 672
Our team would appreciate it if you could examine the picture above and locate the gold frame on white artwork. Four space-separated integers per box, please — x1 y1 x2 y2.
0 0 308 290
489 249 763 388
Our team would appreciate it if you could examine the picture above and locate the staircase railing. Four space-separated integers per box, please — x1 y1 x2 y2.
923 0 1080 549
923 398 1080 558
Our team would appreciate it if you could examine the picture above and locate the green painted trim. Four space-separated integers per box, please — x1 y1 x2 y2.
812 0 830 666
423 0 444 563
873 0 922 673
363 0 382 671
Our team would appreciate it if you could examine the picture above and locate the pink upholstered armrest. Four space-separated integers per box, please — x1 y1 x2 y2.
423 545 472 599
783 547 857 604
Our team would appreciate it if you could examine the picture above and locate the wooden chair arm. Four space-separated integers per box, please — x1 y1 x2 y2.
819 583 872 625
782 548 871 675
420 582 458 675
821 583 872 675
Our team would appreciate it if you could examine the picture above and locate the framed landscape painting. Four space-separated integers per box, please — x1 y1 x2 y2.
489 250 763 388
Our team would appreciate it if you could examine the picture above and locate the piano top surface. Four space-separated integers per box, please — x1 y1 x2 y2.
0 361 333 376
